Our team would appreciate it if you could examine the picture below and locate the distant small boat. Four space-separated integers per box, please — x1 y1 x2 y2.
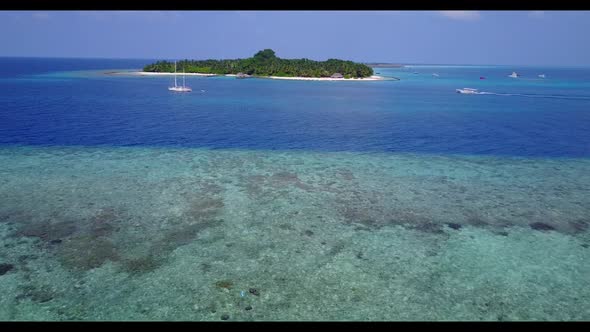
538 74 546 79
413 72 419 74
456 88 479 94
480 76 486 80
236 72 252 79
508 71 519 78
432 73 439 77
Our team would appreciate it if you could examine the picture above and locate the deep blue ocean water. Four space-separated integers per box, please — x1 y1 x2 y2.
1 57 589 157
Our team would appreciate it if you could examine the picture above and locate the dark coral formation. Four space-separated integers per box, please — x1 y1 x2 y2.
328 241 346 257
240 171 315 199
338 190 451 234
271 171 300 183
146 195 226 255
187 197 225 223
270 171 314 191
158 223 213 252
109 193 227 274
463 211 489 227
215 280 233 289
198 180 224 195
57 236 119 270
200 263 212 272
6 178 229 274
0 209 31 225
336 169 355 181
17 220 78 243
401 220 444 234
278 223 295 231
568 219 588 233
333 180 586 238
0 263 14 276
15 285 55 303
529 222 556 231
88 208 118 237
446 223 462 230
120 255 162 275
14 208 122 271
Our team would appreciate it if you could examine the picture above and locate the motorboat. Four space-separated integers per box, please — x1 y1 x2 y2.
456 88 479 94
538 74 546 79
508 71 519 78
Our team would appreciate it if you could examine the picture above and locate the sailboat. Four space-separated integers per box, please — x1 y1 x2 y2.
168 61 192 92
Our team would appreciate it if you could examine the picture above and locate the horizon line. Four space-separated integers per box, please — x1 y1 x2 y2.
1 55 589 68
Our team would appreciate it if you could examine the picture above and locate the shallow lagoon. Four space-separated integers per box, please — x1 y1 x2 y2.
1 146 588 320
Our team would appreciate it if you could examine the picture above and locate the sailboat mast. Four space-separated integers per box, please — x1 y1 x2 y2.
183 68 185 87
174 61 177 87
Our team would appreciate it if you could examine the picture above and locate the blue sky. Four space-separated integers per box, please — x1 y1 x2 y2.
1 11 589 66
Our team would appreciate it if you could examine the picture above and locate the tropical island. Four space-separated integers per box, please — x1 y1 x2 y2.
142 49 379 80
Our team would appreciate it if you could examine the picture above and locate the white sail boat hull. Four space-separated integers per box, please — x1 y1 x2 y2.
168 86 192 92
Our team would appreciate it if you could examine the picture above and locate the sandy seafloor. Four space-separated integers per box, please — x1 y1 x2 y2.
0 145 588 321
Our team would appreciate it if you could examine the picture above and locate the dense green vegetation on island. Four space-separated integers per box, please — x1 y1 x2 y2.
143 49 374 78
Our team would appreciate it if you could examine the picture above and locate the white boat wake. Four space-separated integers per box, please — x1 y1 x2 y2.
460 90 590 100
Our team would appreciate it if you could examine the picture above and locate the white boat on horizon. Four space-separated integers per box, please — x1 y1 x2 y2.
508 71 519 78
456 88 479 94
168 61 192 92
538 74 546 79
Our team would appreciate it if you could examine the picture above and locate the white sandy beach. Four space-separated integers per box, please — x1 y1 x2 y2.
266 75 384 81
113 71 385 81
125 71 218 77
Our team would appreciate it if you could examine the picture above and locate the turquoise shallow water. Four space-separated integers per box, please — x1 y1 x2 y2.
0 146 589 320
